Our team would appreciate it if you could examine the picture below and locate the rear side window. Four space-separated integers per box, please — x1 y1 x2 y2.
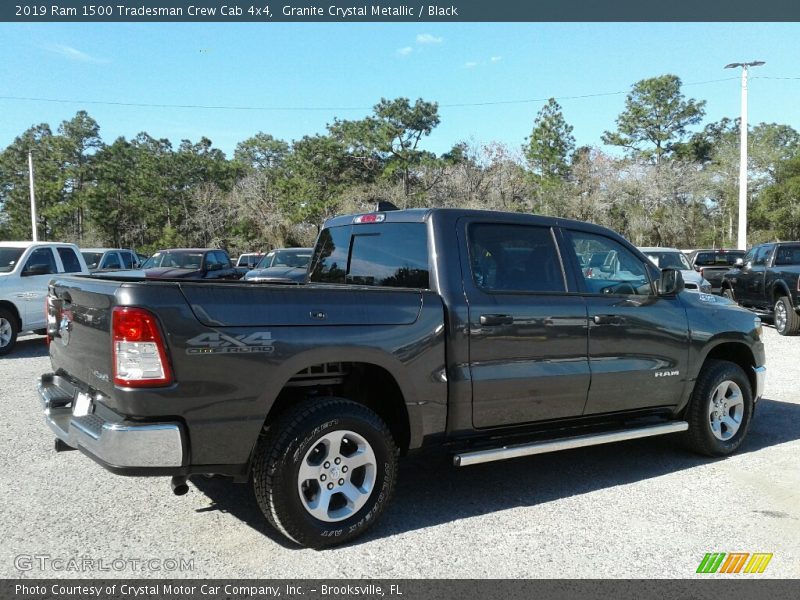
775 245 800 266
309 223 430 288
120 251 134 269
468 223 565 293
57 247 83 272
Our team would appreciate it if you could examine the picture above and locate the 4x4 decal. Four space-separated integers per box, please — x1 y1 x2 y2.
186 332 274 355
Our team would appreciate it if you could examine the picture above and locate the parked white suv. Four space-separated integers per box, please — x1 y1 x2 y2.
0 241 89 354
638 247 712 294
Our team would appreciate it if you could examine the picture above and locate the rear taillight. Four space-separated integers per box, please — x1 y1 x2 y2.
112 307 173 387
45 295 61 343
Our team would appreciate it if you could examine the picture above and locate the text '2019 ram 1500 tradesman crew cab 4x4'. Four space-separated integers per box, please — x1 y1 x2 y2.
39 209 766 548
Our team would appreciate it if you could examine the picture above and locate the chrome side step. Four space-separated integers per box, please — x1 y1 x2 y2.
453 421 689 467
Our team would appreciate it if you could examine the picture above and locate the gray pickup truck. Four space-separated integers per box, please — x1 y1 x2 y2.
39 208 766 548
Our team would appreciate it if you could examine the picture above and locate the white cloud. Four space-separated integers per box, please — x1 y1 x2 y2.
490 56 502 62
44 43 109 63
416 33 443 45
464 61 478 69
396 46 413 57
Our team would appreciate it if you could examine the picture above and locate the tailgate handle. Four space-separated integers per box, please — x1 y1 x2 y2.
480 314 514 326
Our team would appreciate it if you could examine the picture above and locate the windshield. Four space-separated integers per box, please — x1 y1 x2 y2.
142 252 204 269
644 251 691 270
0 247 25 273
256 249 312 269
81 252 105 270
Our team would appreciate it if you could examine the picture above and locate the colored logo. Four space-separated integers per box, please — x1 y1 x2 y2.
696 552 773 574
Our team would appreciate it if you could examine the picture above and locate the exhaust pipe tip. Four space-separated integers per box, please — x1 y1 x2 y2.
170 476 189 496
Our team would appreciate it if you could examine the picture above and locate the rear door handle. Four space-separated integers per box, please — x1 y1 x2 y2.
593 314 623 325
480 314 514 326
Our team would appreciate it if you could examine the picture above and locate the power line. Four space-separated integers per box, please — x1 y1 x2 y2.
0 76 751 113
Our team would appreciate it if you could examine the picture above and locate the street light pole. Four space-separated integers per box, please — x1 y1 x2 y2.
724 60 765 250
28 151 38 242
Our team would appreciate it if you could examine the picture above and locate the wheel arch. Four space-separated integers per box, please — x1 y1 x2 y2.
0 300 22 330
771 281 793 306
254 348 419 457
696 341 757 400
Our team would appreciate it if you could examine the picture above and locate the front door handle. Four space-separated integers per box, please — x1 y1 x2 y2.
593 314 623 325
480 314 514 326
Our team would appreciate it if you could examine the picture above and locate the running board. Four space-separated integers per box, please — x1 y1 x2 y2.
453 421 689 467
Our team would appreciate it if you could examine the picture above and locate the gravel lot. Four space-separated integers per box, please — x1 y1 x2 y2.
1 326 798 579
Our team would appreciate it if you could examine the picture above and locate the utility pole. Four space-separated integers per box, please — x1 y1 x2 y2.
28 151 38 241
724 60 765 250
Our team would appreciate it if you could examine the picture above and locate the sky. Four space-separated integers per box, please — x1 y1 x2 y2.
1 22 800 158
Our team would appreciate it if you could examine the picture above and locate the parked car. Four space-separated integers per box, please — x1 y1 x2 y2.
39 208 765 548
686 249 746 294
0 241 89 354
721 241 800 335
244 247 313 283
140 248 240 280
235 253 265 270
638 247 712 293
81 248 140 272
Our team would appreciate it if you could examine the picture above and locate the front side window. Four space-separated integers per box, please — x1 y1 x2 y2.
101 252 122 269
753 245 774 266
23 248 57 275
468 223 566 293
568 231 652 295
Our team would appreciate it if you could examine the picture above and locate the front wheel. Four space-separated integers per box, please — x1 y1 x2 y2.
684 359 754 457
251 398 398 548
774 296 800 336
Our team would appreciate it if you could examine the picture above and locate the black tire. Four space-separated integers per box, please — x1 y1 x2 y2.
251 397 398 549
684 359 754 457
722 288 735 302
774 296 800 336
0 308 19 356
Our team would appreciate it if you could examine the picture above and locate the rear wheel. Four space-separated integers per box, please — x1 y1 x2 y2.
251 397 398 548
774 296 800 336
0 309 19 356
685 359 754 457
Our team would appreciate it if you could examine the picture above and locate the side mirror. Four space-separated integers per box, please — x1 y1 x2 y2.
22 264 51 277
658 268 685 296
734 258 744 267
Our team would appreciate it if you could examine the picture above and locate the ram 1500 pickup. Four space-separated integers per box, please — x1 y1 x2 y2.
0 241 89 354
39 208 766 548
721 241 800 335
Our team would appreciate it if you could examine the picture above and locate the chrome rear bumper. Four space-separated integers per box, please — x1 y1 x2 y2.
38 374 184 468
